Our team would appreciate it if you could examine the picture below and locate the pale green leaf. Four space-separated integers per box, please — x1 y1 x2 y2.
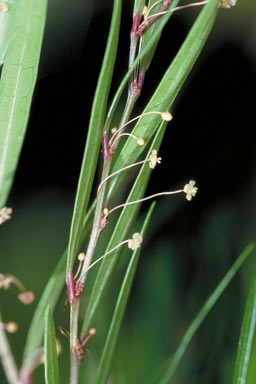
94 203 156 384
0 0 48 207
148 243 256 384
44 306 60 384
66 0 122 272
233 269 256 384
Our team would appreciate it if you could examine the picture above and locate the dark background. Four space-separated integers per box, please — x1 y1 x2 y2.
1 0 256 383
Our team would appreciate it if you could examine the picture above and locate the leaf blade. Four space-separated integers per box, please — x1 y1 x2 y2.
22 203 94 363
81 121 167 334
233 269 256 384
112 0 219 173
94 203 156 384
66 0 122 272
148 243 256 384
0 0 48 207
44 306 60 384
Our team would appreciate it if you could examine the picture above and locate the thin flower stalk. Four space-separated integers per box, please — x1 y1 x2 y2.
107 181 198 216
76 233 143 284
145 0 209 21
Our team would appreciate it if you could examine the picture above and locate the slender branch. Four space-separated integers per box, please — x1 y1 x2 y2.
77 240 129 283
97 159 146 193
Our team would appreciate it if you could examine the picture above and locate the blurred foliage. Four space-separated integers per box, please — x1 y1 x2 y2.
0 0 256 383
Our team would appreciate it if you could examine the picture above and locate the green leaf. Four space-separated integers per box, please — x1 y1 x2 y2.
233 269 256 384
44 306 60 384
66 0 122 272
23 252 66 363
0 0 48 208
148 243 256 384
22 203 94 363
81 121 167 334
133 0 146 15
105 0 180 129
0 0 17 65
94 203 156 384
140 0 178 72
112 0 219 173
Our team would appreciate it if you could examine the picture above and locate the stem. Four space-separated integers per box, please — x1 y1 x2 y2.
69 14 144 380
0 310 20 384
69 158 112 384
70 301 80 384
112 90 138 151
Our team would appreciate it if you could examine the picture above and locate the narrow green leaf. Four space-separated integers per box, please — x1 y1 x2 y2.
140 0 178 72
94 203 156 384
233 269 256 384
133 0 146 15
81 121 166 334
0 0 48 208
148 243 256 384
105 0 180 129
22 203 94 363
113 0 219 172
44 306 60 384
66 0 122 272
0 0 17 65
23 252 66 363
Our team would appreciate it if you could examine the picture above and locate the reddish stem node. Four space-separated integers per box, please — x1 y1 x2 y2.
101 131 115 159
131 12 141 38
66 271 83 304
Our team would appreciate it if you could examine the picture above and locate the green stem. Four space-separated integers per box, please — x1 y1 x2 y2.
69 157 112 384
0 310 20 384
69 17 143 381
70 300 80 384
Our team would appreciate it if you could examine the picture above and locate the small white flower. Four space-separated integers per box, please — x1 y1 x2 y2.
183 180 198 201
0 207 12 224
148 150 162 169
128 233 143 251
